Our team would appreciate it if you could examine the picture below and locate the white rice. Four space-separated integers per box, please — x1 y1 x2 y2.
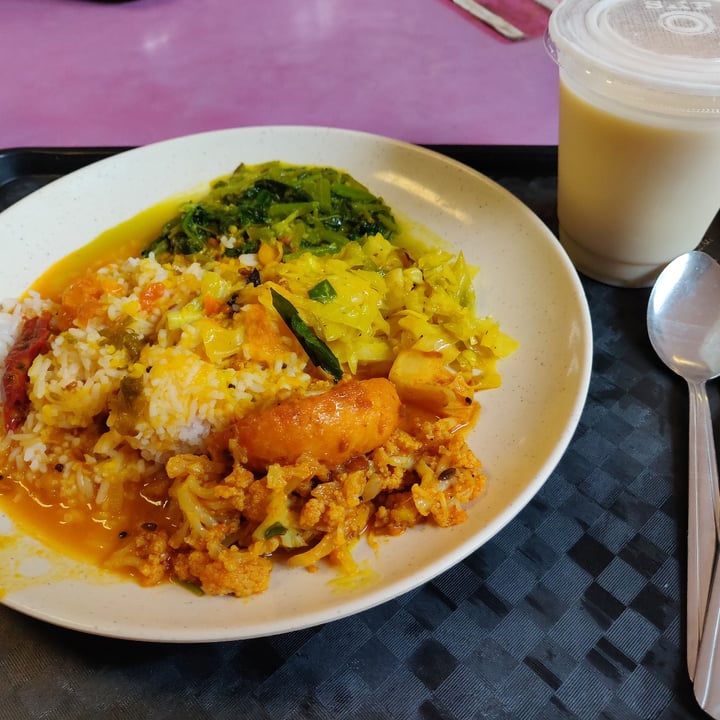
0 253 313 510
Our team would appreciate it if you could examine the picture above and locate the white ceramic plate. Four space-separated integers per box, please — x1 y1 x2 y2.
0 127 592 642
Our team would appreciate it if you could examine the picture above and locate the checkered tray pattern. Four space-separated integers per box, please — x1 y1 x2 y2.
0 146 716 720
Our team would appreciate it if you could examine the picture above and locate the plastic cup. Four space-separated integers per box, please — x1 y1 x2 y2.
546 0 720 287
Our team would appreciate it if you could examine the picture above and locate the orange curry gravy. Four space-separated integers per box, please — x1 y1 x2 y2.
0 200 181 569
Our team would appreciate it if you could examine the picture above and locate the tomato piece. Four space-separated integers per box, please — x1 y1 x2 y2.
2 314 52 431
139 282 165 311
202 294 224 316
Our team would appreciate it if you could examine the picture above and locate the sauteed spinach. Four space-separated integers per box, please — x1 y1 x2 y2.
142 161 397 262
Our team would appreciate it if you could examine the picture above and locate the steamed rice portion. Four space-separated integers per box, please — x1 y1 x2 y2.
0 162 517 598
2 254 311 484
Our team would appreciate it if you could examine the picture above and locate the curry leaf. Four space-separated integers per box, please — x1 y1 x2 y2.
270 289 343 382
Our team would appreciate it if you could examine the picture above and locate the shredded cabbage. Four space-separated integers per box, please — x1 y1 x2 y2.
260 232 517 386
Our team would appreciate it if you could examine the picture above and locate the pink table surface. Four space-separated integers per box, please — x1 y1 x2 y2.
2 0 559 150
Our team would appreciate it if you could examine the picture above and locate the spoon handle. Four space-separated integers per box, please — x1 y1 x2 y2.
696 552 720 716
687 380 720 681
689 378 720 712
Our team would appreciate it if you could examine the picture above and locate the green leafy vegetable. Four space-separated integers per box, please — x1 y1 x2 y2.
270 289 343 382
263 522 288 540
308 279 337 304
141 161 397 262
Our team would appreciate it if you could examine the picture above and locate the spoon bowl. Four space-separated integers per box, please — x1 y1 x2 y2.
647 250 720 708
648 252 720 384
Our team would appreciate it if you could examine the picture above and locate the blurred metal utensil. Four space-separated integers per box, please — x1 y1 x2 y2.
696 572 720 718
452 0 526 40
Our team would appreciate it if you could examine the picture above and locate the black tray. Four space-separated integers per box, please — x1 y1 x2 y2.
0 145 711 720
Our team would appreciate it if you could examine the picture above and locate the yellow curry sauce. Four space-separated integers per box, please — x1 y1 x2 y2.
0 201 184 568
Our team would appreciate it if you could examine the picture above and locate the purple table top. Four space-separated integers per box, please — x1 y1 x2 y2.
2 0 559 149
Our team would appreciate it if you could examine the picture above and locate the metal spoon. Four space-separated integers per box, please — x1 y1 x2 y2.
647 251 720 684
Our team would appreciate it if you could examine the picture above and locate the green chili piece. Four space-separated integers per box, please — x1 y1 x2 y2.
308 279 337 304
172 577 205 596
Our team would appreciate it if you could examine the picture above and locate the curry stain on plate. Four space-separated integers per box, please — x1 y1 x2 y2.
327 562 381 593
0 515 116 599
29 190 201 301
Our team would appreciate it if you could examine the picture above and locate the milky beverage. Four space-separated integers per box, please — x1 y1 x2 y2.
558 77 720 286
548 0 720 287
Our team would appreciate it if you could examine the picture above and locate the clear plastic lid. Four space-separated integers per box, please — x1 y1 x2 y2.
547 0 720 115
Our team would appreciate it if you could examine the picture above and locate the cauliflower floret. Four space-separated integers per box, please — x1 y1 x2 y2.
172 546 271 597
104 529 170 586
